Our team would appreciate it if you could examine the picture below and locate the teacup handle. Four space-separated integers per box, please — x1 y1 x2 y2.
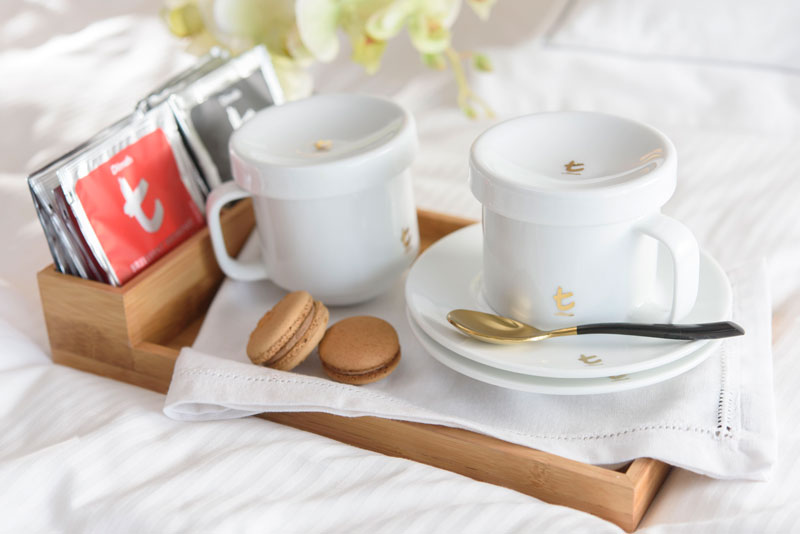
636 213 699 322
206 181 269 281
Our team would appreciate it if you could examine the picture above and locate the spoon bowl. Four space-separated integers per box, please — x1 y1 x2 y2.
446 310 575 344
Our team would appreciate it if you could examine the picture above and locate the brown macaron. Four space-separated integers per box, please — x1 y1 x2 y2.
318 316 401 385
247 291 329 371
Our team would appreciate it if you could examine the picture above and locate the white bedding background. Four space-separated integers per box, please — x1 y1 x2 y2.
2 0 800 531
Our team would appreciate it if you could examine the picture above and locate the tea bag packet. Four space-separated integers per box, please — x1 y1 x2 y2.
135 47 230 112
168 45 284 189
28 114 138 279
28 47 280 283
51 185 112 284
57 103 206 286
29 173 80 276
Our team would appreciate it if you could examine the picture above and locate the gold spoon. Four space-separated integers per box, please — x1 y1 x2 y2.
446 309 744 345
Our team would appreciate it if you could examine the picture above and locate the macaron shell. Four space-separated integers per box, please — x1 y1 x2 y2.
270 301 330 371
322 349 401 385
318 316 400 384
247 290 314 366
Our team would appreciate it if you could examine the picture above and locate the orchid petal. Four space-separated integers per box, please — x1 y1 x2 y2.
408 11 451 54
466 0 496 21
271 54 314 100
295 0 341 62
351 33 387 73
365 0 413 40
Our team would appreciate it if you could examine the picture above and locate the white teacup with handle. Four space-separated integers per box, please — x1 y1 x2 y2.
206 94 419 306
470 111 699 329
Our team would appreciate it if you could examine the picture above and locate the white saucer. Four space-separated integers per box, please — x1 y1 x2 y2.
405 224 732 379
407 309 721 395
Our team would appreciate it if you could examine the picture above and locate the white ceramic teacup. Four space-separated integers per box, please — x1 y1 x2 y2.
469 111 699 329
206 94 419 305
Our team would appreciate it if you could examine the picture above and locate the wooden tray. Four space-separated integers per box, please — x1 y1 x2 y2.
37 199 670 531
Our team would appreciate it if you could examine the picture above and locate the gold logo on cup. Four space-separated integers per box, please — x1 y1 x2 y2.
609 374 630 382
639 148 663 163
563 160 584 175
579 354 602 366
401 227 412 252
553 286 575 316
314 139 333 151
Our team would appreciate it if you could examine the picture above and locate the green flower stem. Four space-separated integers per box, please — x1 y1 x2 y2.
444 46 494 119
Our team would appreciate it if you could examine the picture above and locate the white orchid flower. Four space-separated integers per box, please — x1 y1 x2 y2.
366 0 459 54
163 0 498 116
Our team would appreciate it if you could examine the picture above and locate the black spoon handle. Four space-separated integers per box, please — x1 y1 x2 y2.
576 321 744 340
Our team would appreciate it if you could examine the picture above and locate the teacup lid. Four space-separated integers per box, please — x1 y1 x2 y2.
469 111 677 226
230 93 417 199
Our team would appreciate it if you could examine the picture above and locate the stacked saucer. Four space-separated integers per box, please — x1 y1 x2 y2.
405 224 733 395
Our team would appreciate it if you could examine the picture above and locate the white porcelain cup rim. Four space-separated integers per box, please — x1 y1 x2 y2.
469 111 677 226
229 93 417 200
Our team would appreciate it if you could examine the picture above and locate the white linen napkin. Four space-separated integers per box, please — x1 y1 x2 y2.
164 237 775 480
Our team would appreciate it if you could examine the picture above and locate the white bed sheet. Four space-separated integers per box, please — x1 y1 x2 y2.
2 0 800 531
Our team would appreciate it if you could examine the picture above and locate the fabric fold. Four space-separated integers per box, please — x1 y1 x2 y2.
164 249 775 480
